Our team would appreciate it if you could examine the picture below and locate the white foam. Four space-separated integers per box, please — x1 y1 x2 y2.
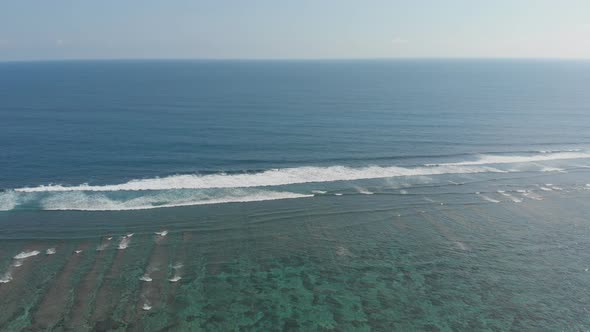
399 189 408 195
39 190 313 211
15 164 505 193
541 167 565 172
522 192 543 200
497 191 522 203
477 193 500 203
142 303 152 311
435 152 590 166
74 250 83 254
6 151 586 212
46 248 56 255
169 276 182 282
13 260 23 267
107 237 113 241
168 263 183 281
334 193 343 196
311 190 327 194
539 149 581 153
356 187 374 195
118 236 130 250
155 230 168 237
0 191 18 211
0 272 12 283
539 187 553 191
126 233 134 238
14 250 41 260
139 275 152 282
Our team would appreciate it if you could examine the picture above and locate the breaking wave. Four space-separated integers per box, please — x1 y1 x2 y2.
2 151 588 212
39 190 312 211
15 164 504 193
0 191 19 211
433 151 590 166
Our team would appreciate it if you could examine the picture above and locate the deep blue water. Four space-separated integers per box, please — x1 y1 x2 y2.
2 60 590 189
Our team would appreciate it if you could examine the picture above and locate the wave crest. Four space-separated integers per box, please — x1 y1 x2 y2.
39 189 312 211
434 152 590 166
15 164 504 193
3 151 588 212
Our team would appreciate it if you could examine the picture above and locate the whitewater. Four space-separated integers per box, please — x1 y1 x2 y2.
2 151 590 211
12 152 590 194
14 164 505 193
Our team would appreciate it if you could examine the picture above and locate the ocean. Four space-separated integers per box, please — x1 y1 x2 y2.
1 59 590 330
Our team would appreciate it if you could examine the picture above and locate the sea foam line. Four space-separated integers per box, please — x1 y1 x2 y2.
14 165 504 193
433 151 590 166
13 151 589 194
39 190 313 211
476 192 500 203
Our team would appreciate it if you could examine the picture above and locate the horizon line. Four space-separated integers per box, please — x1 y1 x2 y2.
2 56 590 64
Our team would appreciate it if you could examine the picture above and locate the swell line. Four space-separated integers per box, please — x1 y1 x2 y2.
14 165 504 193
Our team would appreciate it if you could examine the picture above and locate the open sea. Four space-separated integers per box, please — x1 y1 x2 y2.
1 59 590 331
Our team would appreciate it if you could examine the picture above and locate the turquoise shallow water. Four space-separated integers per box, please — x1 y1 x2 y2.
2 170 590 331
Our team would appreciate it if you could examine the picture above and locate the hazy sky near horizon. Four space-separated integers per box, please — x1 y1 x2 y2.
1 0 589 61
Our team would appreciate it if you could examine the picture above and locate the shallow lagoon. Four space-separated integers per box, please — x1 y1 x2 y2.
2 171 590 331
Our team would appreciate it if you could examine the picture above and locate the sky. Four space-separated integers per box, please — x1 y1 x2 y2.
1 0 589 61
